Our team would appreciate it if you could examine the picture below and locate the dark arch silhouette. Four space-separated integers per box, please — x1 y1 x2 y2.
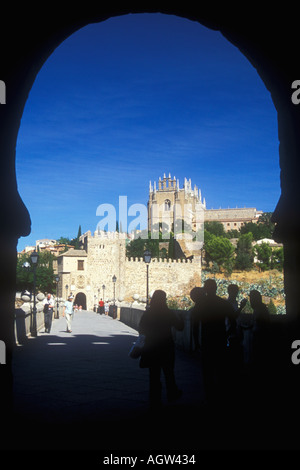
1 5 300 448
74 292 87 310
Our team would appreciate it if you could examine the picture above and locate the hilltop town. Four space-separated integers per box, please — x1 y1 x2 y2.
18 174 283 311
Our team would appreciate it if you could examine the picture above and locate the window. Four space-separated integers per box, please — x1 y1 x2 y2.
164 199 171 211
78 260 84 270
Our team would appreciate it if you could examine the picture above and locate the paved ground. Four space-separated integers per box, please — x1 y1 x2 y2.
7 310 299 456
10 310 207 452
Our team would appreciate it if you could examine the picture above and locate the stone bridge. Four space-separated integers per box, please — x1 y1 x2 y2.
6 308 298 455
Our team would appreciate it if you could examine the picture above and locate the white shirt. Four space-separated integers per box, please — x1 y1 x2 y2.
43 296 54 309
64 300 73 314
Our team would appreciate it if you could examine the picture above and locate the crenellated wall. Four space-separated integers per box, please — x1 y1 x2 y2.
58 230 202 309
125 256 201 300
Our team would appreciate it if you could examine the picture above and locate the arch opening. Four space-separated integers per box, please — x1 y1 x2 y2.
1 6 300 451
15 13 283 313
74 292 87 310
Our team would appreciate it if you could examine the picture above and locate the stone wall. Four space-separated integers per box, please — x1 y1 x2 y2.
58 231 202 310
125 257 201 301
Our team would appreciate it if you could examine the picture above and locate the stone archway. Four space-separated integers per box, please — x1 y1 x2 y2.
1 6 300 433
74 292 87 310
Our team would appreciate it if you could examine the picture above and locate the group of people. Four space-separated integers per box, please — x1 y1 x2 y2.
42 281 270 410
98 299 110 315
138 280 270 410
42 293 82 334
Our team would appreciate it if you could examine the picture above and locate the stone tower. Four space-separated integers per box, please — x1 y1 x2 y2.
147 173 206 237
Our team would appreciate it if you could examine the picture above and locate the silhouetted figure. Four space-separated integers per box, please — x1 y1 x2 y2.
249 289 270 367
189 287 206 350
226 284 247 349
226 284 247 393
227 284 240 314
139 290 184 410
192 279 235 404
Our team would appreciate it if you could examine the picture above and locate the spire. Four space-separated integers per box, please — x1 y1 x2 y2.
149 181 153 193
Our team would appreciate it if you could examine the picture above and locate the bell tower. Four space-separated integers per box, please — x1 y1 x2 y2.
147 173 205 235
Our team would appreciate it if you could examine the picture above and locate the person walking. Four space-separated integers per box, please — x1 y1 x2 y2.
138 289 184 410
43 293 55 333
99 298 104 315
63 294 74 333
192 279 235 404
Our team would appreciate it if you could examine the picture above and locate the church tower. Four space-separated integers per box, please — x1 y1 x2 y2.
147 173 206 237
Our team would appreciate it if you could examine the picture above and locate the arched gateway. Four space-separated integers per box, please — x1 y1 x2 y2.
74 292 87 310
1 6 300 447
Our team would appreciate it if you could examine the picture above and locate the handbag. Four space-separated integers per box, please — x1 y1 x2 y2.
128 334 145 359
43 303 49 314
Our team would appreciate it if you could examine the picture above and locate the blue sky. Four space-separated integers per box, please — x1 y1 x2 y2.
16 13 280 251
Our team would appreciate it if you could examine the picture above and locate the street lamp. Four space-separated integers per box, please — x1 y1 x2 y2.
143 249 151 306
112 275 116 305
65 284 69 298
30 250 39 337
112 275 117 319
55 274 60 318
22 261 31 298
102 284 105 300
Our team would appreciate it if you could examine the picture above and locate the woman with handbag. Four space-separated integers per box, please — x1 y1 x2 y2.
139 290 184 410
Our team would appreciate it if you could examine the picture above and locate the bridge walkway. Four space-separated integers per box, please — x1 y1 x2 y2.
11 310 207 452
9 310 294 454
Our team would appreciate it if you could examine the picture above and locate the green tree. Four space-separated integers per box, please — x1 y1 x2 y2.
204 235 235 272
268 299 277 315
235 232 254 270
57 236 72 245
255 242 272 271
126 236 146 258
204 229 215 244
258 212 275 236
204 221 226 237
16 251 56 293
271 247 284 271
71 224 82 249
240 212 275 240
225 229 240 239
